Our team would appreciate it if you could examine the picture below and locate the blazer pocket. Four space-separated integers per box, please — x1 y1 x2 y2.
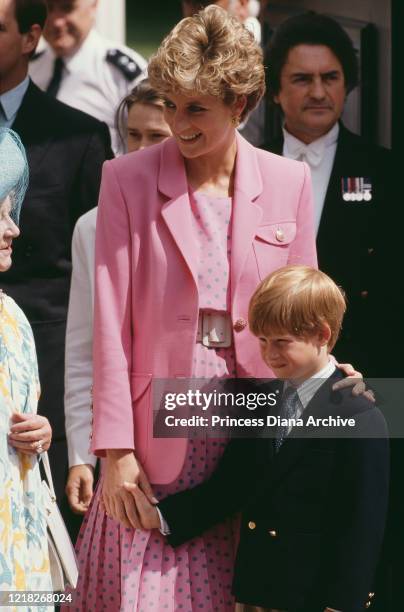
253 222 297 280
130 373 153 464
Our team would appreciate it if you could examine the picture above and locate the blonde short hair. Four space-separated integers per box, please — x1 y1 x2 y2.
148 5 265 122
249 266 346 351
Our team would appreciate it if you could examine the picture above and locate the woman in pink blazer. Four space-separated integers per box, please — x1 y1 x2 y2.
74 7 318 611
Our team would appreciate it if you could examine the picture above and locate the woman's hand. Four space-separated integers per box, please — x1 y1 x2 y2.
102 450 157 529
123 482 160 530
8 412 52 454
333 363 375 402
66 464 95 514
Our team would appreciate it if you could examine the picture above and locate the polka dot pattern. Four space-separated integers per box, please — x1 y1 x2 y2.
190 190 232 312
67 193 238 611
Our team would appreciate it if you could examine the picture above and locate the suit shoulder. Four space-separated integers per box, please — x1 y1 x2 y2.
255 146 306 173
74 208 97 235
107 141 161 176
334 387 387 433
31 85 108 133
51 98 108 132
340 127 391 163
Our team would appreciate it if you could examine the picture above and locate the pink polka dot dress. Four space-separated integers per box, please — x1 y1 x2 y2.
70 191 237 611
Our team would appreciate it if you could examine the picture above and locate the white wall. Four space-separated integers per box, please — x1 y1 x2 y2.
95 0 126 44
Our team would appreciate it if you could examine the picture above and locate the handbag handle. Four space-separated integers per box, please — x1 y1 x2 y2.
40 452 57 501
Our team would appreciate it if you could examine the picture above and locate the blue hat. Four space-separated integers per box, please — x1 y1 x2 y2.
0 128 29 224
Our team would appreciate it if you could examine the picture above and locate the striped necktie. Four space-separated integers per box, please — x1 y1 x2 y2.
274 386 301 452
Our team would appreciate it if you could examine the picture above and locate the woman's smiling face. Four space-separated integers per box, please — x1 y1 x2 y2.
162 92 238 160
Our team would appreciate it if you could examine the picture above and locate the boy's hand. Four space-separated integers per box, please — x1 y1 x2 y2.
123 482 160 530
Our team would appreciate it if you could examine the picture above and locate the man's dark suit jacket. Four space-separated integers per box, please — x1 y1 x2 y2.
265 124 399 379
159 371 389 612
2 81 113 441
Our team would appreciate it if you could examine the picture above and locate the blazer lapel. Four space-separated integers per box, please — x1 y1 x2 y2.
158 138 199 289
268 370 343 490
12 81 53 176
230 133 263 301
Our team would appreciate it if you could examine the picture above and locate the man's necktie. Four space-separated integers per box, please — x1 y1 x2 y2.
46 57 64 97
274 386 301 452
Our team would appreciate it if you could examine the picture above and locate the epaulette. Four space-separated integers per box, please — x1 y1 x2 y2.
106 49 143 81
30 50 46 62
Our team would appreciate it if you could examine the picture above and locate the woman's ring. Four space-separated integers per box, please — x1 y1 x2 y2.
35 441 44 454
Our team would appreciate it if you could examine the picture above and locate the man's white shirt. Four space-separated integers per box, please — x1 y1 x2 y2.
283 123 339 235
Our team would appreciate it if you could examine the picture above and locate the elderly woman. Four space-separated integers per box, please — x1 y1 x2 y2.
73 7 359 611
0 128 52 594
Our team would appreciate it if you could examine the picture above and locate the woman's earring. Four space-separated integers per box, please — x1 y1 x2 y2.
231 116 240 127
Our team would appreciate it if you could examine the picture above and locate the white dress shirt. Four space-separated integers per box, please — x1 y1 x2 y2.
284 359 337 433
29 29 147 154
64 207 97 468
283 123 339 235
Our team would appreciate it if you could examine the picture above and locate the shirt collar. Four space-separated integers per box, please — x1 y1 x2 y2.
0 76 30 121
285 359 336 410
283 122 339 167
65 29 100 72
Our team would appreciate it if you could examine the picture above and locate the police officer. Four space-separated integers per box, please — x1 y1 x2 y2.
29 0 147 153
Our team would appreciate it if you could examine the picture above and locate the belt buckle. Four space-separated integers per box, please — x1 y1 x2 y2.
201 312 232 348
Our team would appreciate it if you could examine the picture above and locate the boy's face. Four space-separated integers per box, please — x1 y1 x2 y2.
257 329 329 383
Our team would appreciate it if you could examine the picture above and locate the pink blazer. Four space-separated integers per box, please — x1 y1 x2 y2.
91 133 317 484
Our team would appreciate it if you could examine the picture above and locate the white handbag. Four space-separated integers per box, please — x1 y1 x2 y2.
41 452 79 591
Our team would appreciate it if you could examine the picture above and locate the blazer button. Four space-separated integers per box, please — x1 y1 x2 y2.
368 593 375 599
275 229 285 242
248 521 256 530
365 602 371 609
268 529 277 537
234 318 247 332
361 290 369 299
25 245 33 257
368 248 374 255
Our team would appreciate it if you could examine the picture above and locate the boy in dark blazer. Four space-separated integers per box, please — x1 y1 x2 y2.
125 265 389 612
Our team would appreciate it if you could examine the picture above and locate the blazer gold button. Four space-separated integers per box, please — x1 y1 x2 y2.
275 229 285 242
361 290 369 299
368 248 374 254
365 602 371 608
268 530 277 537
234 318 247 332
369 593 375 599
248 521 256 530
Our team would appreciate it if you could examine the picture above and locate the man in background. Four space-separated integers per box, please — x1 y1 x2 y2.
0 0 112 537
264 13 401 611
29 0 147 153
264 12 396 378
